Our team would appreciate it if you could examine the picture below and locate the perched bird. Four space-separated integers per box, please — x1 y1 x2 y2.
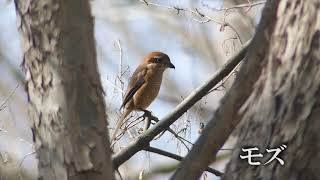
111 52 175 142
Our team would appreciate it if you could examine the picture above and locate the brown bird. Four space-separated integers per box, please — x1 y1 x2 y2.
111 52 175 142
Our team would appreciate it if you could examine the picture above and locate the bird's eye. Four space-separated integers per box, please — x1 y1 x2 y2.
152 57 161 63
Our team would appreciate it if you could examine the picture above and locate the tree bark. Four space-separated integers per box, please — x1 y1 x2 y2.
14 0 114 180
224 0 320 179
171 0 278 179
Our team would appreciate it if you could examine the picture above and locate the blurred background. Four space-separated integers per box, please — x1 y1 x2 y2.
0 0 264 179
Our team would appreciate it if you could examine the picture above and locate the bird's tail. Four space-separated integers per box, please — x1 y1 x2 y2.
111 109 132 143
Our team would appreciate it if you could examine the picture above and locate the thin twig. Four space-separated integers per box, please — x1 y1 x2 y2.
0 83 19 111
137 0 243 43
207 61 242 94
112 115 143 143
116 40 125 98
140 111 192 150
152 118 193 150
220 0 266 12
105 79 124 93
18 151 36 180
201 0 266 12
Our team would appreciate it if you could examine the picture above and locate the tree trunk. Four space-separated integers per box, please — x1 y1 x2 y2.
224 0 320 179
171 0 278 178
14 1 114 180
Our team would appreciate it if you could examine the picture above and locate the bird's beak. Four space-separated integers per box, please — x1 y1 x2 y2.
167 62 175 69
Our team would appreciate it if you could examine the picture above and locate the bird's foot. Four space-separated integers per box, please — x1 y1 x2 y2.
137 109 159 132
139 109 152 117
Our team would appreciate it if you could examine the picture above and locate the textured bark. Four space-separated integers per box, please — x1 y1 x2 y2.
224 0 320 179
171 0 278 179
14 1 114 180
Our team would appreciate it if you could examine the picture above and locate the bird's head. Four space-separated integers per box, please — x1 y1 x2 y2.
144 52 175 70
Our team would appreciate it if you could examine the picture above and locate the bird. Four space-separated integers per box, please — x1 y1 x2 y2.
111 52 175 142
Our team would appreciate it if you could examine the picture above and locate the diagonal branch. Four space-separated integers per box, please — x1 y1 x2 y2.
171 0 279 179
112 40 251 169
144 146 223 177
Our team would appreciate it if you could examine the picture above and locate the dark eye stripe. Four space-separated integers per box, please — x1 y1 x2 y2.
150 57 161 63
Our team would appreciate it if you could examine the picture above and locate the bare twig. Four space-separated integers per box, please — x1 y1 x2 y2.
117 40 123 76
126 116 145 130
221 0 266 12
112 114 143 143
226 22 243 45
201 0 266 12
112 40 250 169
18 151 36 180
0 83 19 111
105 78 124 93
137 0 221 23
154 121 192 150
116 40 125 98
144 146 223 177
140 110 192 150
207 61 242 94
105 40 127 95
137 0 243 44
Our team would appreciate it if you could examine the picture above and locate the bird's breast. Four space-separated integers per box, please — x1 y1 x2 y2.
133 69 164 109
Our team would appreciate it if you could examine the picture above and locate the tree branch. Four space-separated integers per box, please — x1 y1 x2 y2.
202 0 266 12
171 0 279 179
144 146 223 177
137 0 244 44
112 40 251 169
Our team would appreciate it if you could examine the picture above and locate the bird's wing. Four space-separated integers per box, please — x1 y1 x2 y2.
120 65 147 109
